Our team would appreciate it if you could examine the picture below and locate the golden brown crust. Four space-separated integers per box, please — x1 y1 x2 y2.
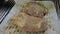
8 2 48 33
22 16 48 32
9 12 48 32
21 2 48 18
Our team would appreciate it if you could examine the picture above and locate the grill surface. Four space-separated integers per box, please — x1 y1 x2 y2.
0 0 15 23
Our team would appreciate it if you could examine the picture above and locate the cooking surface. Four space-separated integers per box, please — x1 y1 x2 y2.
0 1 59 34
0 0 60 34
0 0 15 23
